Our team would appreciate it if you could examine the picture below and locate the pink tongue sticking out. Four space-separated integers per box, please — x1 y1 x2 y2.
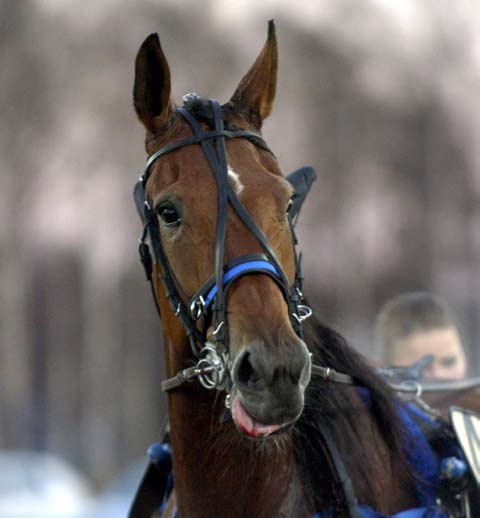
231 397 282 438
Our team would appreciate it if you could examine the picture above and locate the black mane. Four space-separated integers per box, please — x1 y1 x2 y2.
293 312 413 511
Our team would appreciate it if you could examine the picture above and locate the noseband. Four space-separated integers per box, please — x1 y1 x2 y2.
134 94 315 393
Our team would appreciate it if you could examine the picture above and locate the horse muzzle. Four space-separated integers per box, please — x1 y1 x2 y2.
230 340 312 438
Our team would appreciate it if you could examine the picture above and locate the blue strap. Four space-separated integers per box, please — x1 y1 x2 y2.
204 260 281 308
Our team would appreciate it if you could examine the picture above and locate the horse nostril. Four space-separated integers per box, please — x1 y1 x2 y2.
237 352 265 391
280 347 311 386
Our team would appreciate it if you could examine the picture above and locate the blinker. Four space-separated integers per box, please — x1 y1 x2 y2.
285 166 317 222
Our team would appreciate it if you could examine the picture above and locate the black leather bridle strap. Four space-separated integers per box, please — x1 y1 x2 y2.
142 201 204 356
312 366 480 395
317 424 360 517
128 462 170 518
209 102 230 342
173 105 230 344
223 180 302 336
137 101 257 357
175 101 301 344
142 128 269 187
178 102 302 338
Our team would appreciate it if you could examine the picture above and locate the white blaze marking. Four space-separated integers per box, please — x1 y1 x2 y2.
228 165 244 195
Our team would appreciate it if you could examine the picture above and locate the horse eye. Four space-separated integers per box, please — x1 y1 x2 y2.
157 205 181 227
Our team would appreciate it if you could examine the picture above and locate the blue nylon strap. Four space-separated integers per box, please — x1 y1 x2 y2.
204 260 281 308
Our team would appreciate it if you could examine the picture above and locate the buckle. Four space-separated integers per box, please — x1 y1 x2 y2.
189 296 206 320
292 304 312 324
196 343 227 390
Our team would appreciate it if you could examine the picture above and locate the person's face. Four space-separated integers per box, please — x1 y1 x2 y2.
392 327 467 379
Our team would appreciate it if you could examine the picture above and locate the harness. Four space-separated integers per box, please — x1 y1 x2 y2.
133 94 313 393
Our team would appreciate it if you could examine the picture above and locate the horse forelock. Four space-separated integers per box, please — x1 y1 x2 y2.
181 94 252 132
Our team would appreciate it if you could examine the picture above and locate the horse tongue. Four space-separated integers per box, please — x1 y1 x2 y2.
231 397 281 438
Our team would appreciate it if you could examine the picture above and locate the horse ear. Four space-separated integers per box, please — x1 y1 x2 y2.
230 20 278 128
133 33 174 133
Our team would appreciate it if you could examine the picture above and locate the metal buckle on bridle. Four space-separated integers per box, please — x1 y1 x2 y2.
295 286 304 300
398 379 442 417
195 343 227 390
189 296 206 320
292 304 312 324
182 92 201 105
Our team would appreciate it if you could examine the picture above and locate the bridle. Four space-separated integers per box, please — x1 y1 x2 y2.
134 94 314 394
131 94 480 518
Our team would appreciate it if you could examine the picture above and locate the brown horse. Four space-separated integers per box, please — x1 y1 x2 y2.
131 22 463 517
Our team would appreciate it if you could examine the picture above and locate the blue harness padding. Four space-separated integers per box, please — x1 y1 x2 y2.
147 443 175 517
395 400 463 509
149 398 463 517
203 260 281 309
397 403 442 506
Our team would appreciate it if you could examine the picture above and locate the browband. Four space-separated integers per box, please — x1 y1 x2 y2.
141 127 269 188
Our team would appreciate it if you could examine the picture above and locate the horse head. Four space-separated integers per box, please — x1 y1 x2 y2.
133 21 312 439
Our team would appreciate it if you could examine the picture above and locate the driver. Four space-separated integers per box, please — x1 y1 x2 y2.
374 292 467 380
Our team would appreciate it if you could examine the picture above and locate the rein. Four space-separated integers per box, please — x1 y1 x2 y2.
313 365 480 417
313 365 480 395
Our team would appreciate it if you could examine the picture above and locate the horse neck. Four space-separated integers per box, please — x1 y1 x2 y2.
166 383 415 518
164 337 313 518
161 320 417 516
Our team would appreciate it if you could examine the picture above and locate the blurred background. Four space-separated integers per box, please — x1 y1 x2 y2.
2 0 480 514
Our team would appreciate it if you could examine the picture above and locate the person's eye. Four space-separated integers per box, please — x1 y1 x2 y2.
439 356 457 368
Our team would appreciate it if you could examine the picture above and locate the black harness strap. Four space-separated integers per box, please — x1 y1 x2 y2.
317 425 360 517
143 130 272 179
142 198 204 356
176 104 230 346
129 462 170 518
